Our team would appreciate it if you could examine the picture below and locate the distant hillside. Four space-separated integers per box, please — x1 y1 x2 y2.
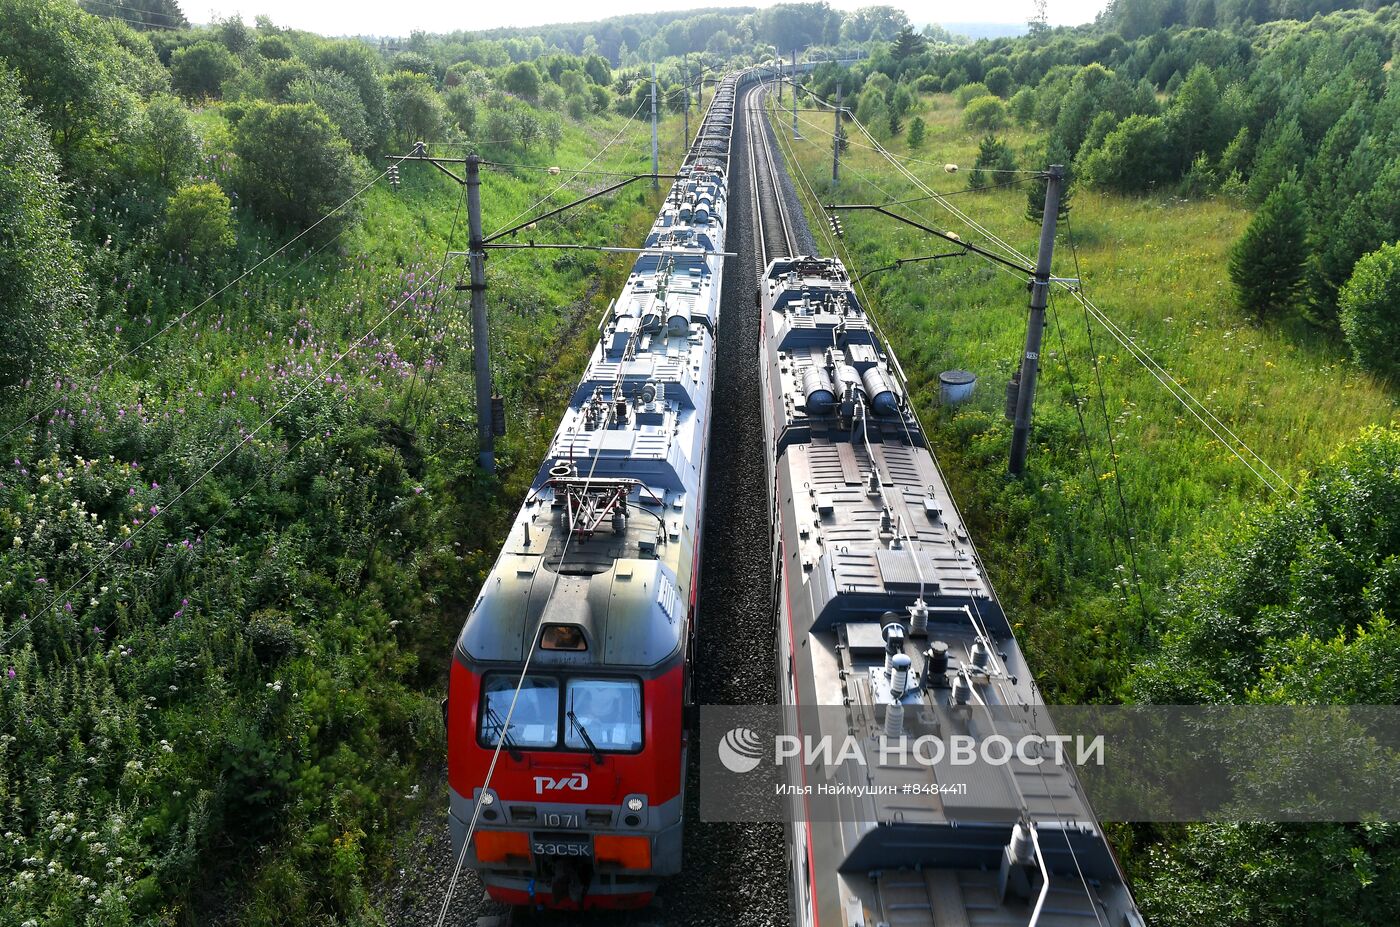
938 21 1031 39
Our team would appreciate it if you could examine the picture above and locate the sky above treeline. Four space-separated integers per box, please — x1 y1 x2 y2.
192 0 1111 38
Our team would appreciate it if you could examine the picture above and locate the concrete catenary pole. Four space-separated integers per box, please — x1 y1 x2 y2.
465 154 494 473
833 84 841 183
791 48 800 139
650 63 659 189
1008 164 1064 476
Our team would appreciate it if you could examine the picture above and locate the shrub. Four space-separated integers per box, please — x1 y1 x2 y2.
288 69 373 152
501 62 540 100
984 65 1013 98
232 101 361 235
445 84 478 134
1077 114 1170 193
386 71 445 146
954 81 991 106
1339 242 1400 378
136 93 200 188
968 134 1015 190
0 72 88 394
962 95 1008 132
161 182 236 266
1009 86 1036 124
170 41 238 100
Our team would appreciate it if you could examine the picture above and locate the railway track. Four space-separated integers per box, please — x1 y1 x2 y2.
746 82 798 270
476 76 809 927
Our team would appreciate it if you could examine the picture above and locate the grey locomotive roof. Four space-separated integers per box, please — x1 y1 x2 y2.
456 76 740 673
760 256 1143 927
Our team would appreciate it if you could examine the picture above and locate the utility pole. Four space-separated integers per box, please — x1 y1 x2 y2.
792 48 801 139
650 63 659 189
1008 164 1064 477
682 55 690 148
465 155 495 473
832 85 841 183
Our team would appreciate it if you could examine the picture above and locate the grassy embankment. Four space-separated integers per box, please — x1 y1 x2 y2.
766 90 1396 701
0 100 689 925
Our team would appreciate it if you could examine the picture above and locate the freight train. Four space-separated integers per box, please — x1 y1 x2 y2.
445 75 737 910
757 254 1145 927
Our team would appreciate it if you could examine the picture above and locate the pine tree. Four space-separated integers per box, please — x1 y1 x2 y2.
907 116 926 150
891 26 926 60
1228 180 1309 316
968 134 1015 190
886 109 903 136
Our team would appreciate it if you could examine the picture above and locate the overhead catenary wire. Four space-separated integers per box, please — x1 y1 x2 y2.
802 74 1296 496
486 98 651 240
432 77 711 925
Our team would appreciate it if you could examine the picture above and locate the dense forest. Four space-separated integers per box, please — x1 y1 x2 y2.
0 0 1396 924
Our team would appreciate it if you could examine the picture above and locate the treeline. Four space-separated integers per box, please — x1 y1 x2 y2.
804 5 1400 376
1101 0 1394 37
401 3 955 71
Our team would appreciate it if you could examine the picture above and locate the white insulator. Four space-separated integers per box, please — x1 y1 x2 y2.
884 701 905 739
952 674 972 705
890 654 912 697
1009 821 1036 864
971 640 991 671
910 600 930 635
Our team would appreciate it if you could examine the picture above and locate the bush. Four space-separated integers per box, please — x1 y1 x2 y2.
287 69 373 152
953 81 991 106
386 71 445 146
170 41 238 99
446 84 478 134
232 101 361 235
1009 86 1036 124
1077 114 1170 193
1227 180 1309 317
968 134 1015 190
1339 242 1400 378
0 72 88 394
962 95 1008 132
136 93 200 188
161 182 236 266
501 61 540 100
913 74 940 93
984 65 1013 98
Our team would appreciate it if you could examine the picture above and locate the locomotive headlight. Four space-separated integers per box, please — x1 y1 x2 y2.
480 793 495 806
627 797 644 812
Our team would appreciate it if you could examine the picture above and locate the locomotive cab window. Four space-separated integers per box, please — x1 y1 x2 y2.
565 678 643 752
479 675 559 748
477 674 642 753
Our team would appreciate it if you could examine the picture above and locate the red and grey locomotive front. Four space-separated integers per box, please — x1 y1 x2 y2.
445 107 729 908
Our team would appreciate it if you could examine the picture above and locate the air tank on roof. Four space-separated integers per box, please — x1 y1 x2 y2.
862 367 900 417
802 367 836 415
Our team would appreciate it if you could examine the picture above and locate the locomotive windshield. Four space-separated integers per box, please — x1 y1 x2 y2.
478 674 642 753
565 678 643 751
480 674 559 748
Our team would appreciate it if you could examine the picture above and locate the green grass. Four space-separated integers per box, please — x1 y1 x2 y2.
768 90 1398 700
